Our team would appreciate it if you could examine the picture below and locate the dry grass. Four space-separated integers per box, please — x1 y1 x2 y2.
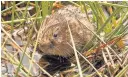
1 1 128 77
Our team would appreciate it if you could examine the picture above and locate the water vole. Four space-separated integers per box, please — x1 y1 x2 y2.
38 5 95 57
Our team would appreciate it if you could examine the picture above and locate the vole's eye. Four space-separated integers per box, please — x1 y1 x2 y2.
53 34 57 38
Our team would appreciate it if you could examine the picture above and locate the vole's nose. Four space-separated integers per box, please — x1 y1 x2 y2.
49 40 55 48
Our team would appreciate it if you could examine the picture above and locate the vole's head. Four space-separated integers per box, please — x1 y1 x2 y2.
38 5 94 57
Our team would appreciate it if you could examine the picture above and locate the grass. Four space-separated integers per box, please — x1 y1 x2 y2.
1 1 128 77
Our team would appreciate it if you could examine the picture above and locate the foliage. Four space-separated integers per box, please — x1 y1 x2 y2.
1 1 128 77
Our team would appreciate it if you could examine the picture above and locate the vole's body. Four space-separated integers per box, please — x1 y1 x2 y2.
38 5 94 57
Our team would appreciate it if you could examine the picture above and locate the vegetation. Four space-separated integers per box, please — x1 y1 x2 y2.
1 1 128 77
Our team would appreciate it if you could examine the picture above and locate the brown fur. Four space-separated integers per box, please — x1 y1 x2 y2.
38 5 95 57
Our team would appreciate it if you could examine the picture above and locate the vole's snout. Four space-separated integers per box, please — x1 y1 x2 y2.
49 40 55 48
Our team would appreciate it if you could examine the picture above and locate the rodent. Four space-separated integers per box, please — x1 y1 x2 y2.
37 5 95 76
38 5 95 57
